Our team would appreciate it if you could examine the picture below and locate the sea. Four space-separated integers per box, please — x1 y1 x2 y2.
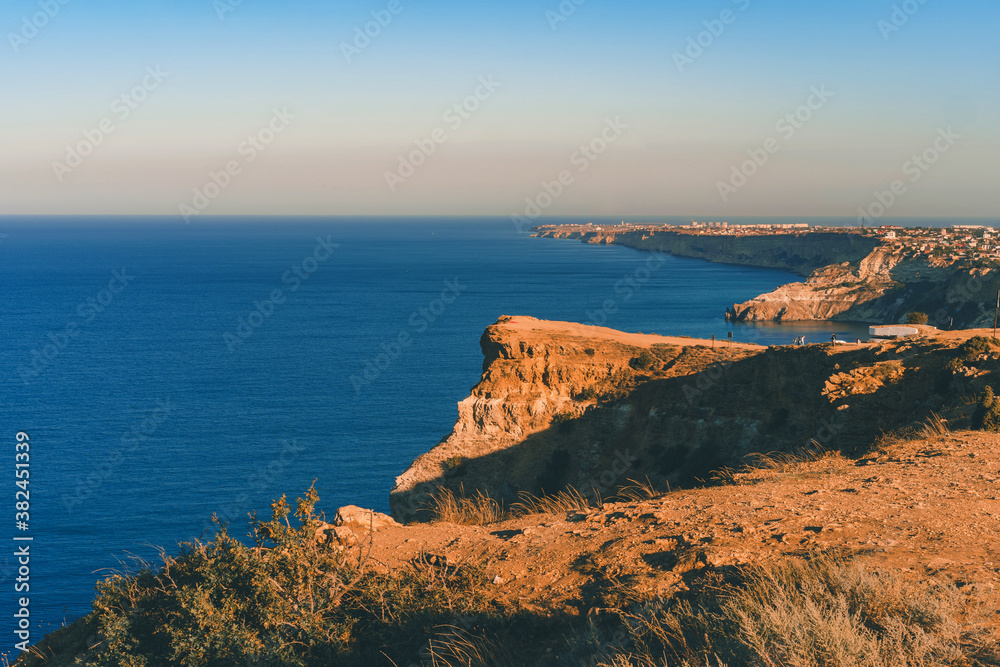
0 215 991 649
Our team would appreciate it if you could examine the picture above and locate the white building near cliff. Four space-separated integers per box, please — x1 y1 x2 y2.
869 325 920 339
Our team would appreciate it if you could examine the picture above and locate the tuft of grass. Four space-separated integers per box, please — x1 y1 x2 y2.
744 443 833 471
918 411 951 438
430 484 603 525
511 487 596 517
420 625 519 667
612 476 670 503
429 485 507 525
710 442 838 486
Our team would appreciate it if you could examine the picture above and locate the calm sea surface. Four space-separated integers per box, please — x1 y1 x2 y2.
0 216 964 644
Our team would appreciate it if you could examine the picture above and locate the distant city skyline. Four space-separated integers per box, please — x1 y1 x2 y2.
1 0 997 219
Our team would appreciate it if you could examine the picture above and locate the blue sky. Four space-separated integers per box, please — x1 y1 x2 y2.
1 0 997 218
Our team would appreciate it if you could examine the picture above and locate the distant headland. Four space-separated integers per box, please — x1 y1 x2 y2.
533 221 1000 329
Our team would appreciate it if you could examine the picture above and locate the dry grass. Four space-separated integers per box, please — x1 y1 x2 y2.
710 442 840 486
418 626 519 667
744 442 835 471
873 413 954 452
428 485 507 525
511 487 595 517
580 555 1000 667
429 484 604 525
918 412 951 438
613 476 670 503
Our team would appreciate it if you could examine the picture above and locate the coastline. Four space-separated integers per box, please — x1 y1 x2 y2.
534 223 1000 329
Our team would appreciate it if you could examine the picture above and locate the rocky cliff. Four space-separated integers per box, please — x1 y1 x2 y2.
534 228 878 276
729 247 1000 328
537 227 1000 328
391 317 1000 523
389 316 759 522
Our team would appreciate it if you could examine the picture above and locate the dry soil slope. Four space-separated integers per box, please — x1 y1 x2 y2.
368 430 1000 626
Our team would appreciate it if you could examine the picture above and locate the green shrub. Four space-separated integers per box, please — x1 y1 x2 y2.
905 312 929 325
79 486 501 666
960 335 1000 361
973 386 1000 432
442 455 466 475
629 350 657 371
552 411 575 424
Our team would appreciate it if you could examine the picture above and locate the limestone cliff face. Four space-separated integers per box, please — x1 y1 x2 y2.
392 318 998 524
389 317 757 522
730 248 999 327
534 229 878 276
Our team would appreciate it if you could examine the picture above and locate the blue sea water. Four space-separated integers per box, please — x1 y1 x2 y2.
0 216 891 647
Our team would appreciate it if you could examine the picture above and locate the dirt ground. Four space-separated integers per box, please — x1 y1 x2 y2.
352 429 1000 626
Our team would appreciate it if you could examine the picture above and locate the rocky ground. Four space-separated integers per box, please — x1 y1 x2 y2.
361 430 1000 629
